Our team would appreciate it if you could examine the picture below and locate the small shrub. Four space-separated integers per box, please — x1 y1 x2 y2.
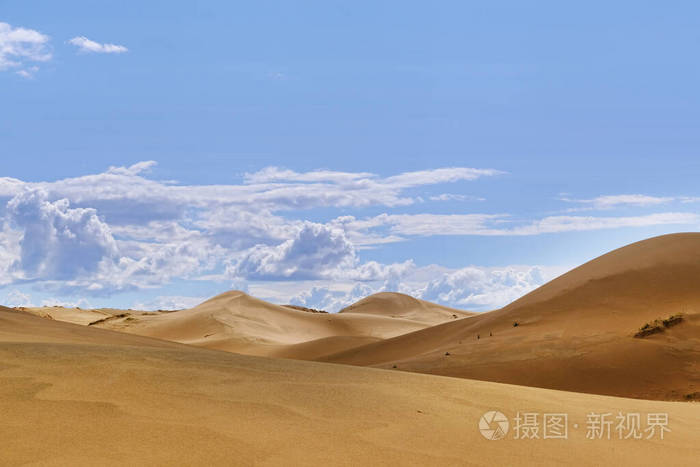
634 313 684 338
662 314 683 328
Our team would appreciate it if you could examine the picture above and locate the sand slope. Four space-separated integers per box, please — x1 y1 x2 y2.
323 233 700 400
1 307 698 466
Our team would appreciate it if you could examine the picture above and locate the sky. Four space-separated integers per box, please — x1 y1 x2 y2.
2 1 700 311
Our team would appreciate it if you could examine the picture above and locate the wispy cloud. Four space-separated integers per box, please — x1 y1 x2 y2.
429 194 485 202
0 22 51 77
561 194 675 210
337 212 700 239
68 36 128 54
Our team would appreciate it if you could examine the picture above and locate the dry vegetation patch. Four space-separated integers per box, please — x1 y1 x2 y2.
634 314 684 338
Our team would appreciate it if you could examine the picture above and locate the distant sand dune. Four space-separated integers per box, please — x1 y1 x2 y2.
338 291 474 323
75 291 454 359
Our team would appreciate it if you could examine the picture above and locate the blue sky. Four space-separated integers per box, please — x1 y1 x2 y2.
2 1 700 311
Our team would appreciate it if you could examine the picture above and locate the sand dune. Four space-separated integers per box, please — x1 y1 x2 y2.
322 233 700 400
339 291 474 323
81 291 454 358
1 307 698 466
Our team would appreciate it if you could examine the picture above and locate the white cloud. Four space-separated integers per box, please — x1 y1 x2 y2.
0 22 51 76
383 168 503 188
107 160 157 176
244 167 375 184
227 221 416 283
16 65 39 79
429 193 484 202
3 289 34 307
131 295 207 311
40 297 92 308
415 266 551 310
340 212 700 239
289 283 375 313
7 188 119 280
0 222 20 286
508 213 700 235
68 36 128 54
229 223 357 280
562 194 675 210
285 264 562 312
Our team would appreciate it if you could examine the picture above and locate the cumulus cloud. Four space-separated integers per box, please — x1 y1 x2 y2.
7 189 119 280
289 283 376 313
0 22 51 76
227 222 417 283
416 266 549 310
286 264 558 312
68 36 128 54
229 223 357 280
0 222 20 286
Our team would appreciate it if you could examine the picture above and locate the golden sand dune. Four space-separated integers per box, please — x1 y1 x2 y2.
322 233 700 400
17 306 116 326
1 307 698 466
81 291 451 359
339 291 474 323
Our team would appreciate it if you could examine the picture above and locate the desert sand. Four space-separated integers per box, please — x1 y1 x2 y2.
5 233 700 464
2 307 699 466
